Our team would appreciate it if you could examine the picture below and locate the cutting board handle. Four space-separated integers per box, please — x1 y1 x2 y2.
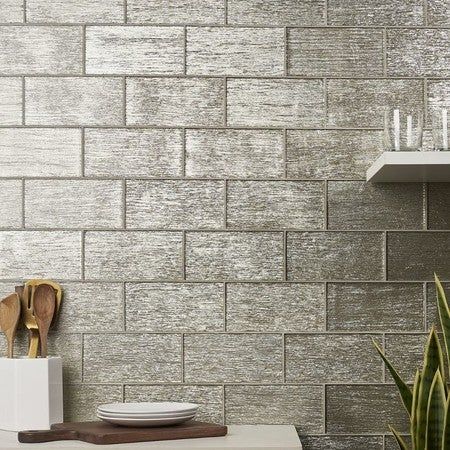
18 429 78 443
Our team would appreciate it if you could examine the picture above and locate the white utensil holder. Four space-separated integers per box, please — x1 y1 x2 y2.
0 357 63 431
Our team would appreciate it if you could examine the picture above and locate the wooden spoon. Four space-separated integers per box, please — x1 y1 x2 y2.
0 293 21 358
17 284 40 358
33 284 56 358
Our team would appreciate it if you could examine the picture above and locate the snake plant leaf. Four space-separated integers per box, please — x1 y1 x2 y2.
373 339 412 415
411 369 421 450
443 394 450 449
389 426 409 450
417 329 446 449
435 273 450 378
426 370 446 450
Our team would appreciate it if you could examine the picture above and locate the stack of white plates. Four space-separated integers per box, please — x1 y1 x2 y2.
97 402 199 427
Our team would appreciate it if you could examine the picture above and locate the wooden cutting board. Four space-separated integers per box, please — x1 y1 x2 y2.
18 421 228 445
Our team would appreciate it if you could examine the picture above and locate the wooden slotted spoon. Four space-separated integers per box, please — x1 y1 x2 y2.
0 293 21 358
33 284 56 358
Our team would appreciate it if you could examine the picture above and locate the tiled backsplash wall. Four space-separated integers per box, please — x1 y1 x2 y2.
0 0 449 448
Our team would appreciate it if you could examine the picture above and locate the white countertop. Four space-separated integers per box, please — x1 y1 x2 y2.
0 426 302 450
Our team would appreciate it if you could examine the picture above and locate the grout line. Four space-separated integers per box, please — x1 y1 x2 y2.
81 230 86 280
124 0 127 23
424 0 428 26
80 127 85 177
182 231 186 280
21 77 25 125
324 180 328 229
81 333 85 382
21 179 25 229
181 128 186 177
283 231 288 281
22 0 26 22
423 182 428 229
122 282 127 331
423 282 428 331
223 180 228 229
223 77 227 126
222 385 226 425
383 231 388 281
284 27 288 76
323 384 327 433
183 26 187 75
223 283 227 332
423 77 428 125
122 179 127 228
82 25 86 75
224 0 227 25
181 333 185 383
324 282 328 331
123 77 127 125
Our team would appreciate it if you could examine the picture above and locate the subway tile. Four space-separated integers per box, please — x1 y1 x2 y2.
127 0 225 24
125 283 223 332
227 0 325 26
288 28 383 77
126 180 224 229
0 26 81 74
64 384 123 422
55 282 123 333
0 282 20 299
300 435 383 450
328 0 423 25
184 333 283 383
186 27 284 76
86 26 184 75
286 130 383 180
226 283 325 332
387 232 450 280
25 180 123 228
327 79 424 128
426 281 450 330
0 231 81 279
127 78 224 126
287 232 384 281
387 29 450 77
27 0 124 23
25 77 123 125
427 80 450 125
327 283 424 332
0 180 22 228
0 128 81 176
285 334 382 383
385 435 412 450
83 333 182 382
0 0 23 22
125 385 223 423
384 333 428 383
84 231 182 281
185 129 284 178
185 232 284 281
428 184 450 230
327 181 423 230
326 385 409 433
427 0 450 25
227 181 324 229
0 78 22 125
227 79 325 127
84 128 182 177
225 385 323 433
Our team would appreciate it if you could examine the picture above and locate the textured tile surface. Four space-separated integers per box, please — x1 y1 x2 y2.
84 231 183 281
226 283 325 332
187 27 284 76
301 435 383 449
288 28 383 77
225 385 323 433
227 181 324 229
285 334 382 383
387 232 450 280
428 184 450 229
185 129 284 178
127 0 225 24
126 180 224 229
0 180 22 228
86 26 184 75
0 231 81 279
327 283 424 332
127 77 224 126
327 181 423 230
0 26 81 74
0 0 23 22
426 281 450 331
25 77 123 125
25 180 123 228
185 232 284 281
387 29 450 77
27 0 124 22
84 128 182 177
184 333 283 382
227 79 325 127
125 283 223 331
287 232 384 281
125 385 223 423
0 78 22 125
227 0 325 26
326 385 409 433
83 333 182 382
427 80 450 126
427 0 450 25
327 79 424 127
286 130 383 180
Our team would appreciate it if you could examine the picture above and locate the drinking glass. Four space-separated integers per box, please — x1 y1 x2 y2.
383 109 423 151
431 108 449 151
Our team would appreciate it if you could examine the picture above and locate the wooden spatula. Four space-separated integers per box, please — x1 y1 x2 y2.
0 293 21 358
33 284 56 358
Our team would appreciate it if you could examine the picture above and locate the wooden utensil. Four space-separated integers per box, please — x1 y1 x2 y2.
18 284 40 358
18 421 228 444
33 284 56 358
24 279 62 326
0 293 21 358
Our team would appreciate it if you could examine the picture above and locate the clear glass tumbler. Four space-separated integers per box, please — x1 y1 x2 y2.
431 108 449 151
383 109 423 151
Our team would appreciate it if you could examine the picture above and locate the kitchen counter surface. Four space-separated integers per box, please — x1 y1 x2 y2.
0 425 302 450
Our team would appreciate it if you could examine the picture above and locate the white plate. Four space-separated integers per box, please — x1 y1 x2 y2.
98 402 199 415
97 413 195 427
97 409 197 419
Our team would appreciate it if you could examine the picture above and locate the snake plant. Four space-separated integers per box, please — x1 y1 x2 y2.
374 274 450 450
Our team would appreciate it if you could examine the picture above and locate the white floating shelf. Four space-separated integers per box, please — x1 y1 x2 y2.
366 151 450 182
